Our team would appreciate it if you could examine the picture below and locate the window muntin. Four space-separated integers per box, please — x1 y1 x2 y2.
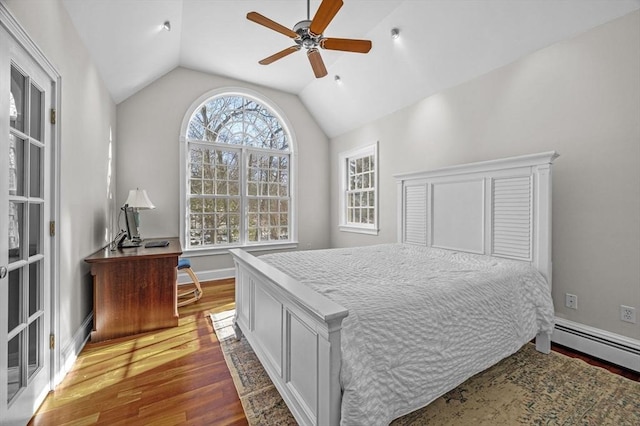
339 143 378 235
184 93 292 250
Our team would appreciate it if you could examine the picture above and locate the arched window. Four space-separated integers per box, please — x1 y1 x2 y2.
181 89 295 252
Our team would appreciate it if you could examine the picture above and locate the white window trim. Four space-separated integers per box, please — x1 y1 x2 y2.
179 87 298 255
338 142 379 235
180 241 299 257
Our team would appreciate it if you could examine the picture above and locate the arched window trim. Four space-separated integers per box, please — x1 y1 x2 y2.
179 87 298 256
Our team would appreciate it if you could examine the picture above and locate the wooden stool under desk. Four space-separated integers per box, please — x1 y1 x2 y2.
177 258 203 307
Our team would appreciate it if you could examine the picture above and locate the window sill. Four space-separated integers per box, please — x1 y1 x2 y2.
338 225 379 236
183 241 299 257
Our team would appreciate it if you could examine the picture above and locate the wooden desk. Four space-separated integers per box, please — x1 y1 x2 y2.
84 238 182 342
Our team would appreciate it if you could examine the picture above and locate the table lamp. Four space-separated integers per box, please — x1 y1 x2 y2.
124 188 155 242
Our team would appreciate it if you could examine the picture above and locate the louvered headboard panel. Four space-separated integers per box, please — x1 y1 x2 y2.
492 176 532 260
403 183 428 245
395 152 558 284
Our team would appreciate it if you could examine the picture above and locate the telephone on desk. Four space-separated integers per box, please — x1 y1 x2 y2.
117 232 141 248
110 230 141 249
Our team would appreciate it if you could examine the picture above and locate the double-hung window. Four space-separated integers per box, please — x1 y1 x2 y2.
339 142 379 235
183 91 295 252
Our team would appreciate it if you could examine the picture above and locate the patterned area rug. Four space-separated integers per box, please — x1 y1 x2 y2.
210 311 640 425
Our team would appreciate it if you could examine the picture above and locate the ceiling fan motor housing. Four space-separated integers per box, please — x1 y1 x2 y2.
293 20 322 49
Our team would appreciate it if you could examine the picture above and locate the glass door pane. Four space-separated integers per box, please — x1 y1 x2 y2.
28 319 41 379
7 269 21 332
8 135 24 196
28 261 41 317
8 201 22 263
7 334 22 402
29 204 42 256
30 144 42 198
29 84 42 142
10 66 25 132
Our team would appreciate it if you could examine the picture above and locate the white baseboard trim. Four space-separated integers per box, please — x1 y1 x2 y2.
552 318 640 372
177 267 235 285
55 313 93 386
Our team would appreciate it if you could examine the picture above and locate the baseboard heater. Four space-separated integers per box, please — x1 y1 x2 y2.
552 318 640 373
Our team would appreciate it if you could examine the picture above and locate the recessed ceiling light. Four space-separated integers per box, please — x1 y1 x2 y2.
334 75 342 84
163 21 171 32
391 28 400 39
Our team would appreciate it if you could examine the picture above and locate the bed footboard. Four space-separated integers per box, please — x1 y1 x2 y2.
230 249 348 426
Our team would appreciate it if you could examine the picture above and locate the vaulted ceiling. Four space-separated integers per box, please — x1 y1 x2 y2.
62 0 640 137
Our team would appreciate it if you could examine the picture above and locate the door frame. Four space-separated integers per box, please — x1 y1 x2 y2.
0 1 61 398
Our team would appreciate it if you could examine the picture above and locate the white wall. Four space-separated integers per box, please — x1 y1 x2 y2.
330 11 640 340
4 0 117 374
116 67 330 272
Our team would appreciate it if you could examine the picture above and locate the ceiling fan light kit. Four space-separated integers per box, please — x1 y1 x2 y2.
247 0 372 79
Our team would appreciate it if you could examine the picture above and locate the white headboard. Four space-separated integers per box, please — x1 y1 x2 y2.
394 152 559 285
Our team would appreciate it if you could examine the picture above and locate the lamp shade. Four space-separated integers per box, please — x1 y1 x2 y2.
124 189 155 209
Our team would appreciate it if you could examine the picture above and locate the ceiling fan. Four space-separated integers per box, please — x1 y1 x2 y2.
247 0 372 78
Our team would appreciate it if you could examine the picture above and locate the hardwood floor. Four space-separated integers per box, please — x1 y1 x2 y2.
29 279 639 425
29 279 247 426
551 343 639 381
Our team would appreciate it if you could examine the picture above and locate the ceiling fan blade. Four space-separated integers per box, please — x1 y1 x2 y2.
259 46 301 65
307 48 328 78
309 0 343 35
247 12 299 39
321 38 372 53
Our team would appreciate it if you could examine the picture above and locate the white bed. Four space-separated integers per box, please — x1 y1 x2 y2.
230 151 559 426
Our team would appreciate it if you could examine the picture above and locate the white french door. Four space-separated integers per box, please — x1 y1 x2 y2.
0 22 54 425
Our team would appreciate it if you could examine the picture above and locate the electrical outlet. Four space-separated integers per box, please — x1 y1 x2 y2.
620 305 636 324
565 293 578 310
